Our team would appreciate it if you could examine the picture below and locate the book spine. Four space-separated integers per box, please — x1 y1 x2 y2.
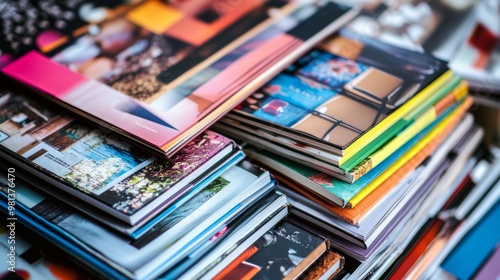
348 81 468 179
347 97 473 208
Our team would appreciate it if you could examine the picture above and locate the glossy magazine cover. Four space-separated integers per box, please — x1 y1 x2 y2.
234 28 449 152
0 0 356 156
0 89 236 224
0 162 273 279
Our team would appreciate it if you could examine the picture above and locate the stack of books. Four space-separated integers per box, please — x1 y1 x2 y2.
0 0 499 279
0 1 358 279
214 22 500 279
449 0 500 99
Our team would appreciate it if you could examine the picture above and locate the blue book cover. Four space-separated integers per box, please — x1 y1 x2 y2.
441 200 500 279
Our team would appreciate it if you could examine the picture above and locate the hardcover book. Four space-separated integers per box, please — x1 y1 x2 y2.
0 0 358 156
228 28 453 170
0 88 239 225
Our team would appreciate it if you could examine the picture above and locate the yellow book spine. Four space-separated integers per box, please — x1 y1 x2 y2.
347 96 473 208
341 70 455 164
369 81 469 167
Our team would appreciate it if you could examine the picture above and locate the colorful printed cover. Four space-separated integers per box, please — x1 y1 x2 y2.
441 199 500 280
231 220 328 280
0 162 270 279
234 28 448 150
0 0 354 155
0 89 235 224
0 224 93 280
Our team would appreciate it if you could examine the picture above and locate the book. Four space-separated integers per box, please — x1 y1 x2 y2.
220 81 468 183
0 161 275 279
0 0 358 157
228 27 452 169
0 88 241 225
216 220 328 280
162 192 289 280
299 250 344 280
247 97 472 208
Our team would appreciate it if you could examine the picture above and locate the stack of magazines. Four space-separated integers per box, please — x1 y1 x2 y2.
0 0 359 279
215 14 500 280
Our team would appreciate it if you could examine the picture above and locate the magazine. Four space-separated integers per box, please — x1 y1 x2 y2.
1 0 358 156
164 192 289 279
228 28 452 169
0 161 275 279
0 89 239 225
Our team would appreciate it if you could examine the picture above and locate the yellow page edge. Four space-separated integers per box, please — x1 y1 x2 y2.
341 70 455 164
347 96 472 207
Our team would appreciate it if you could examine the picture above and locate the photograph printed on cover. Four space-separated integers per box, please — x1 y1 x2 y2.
238 29 447 147
49 0 287 102
228 221 326 280
0 89 233 215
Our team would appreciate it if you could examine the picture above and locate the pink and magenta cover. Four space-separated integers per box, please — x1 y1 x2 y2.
1 1 353 156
